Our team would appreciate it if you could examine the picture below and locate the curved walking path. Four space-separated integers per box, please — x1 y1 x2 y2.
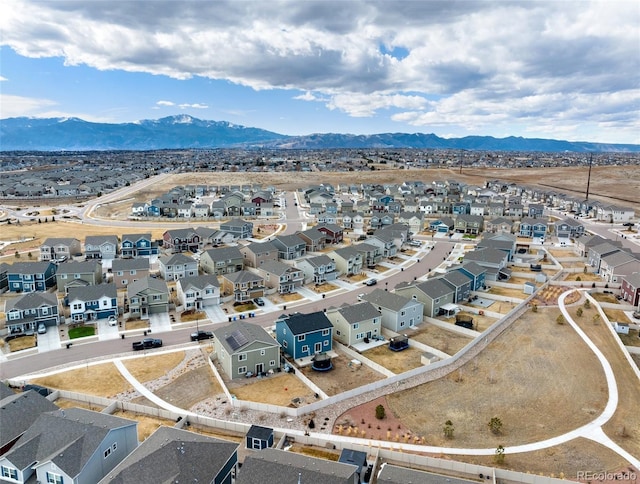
107 288 639 465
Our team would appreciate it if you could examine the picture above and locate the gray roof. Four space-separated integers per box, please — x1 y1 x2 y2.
127 276 168 296
589 242 624 257
623 271 640 288
301 254 334 268
332 245 362 259
0 390 58 447
55 260 101 274
159 253 196 266
213 321 279 354
112 258 150 271
414 278 455 299
85 235 119 245
237 448 357 484
335 301 380 324
121 233 152 243
99 426 238 484
361 288 417 311
378 464 479 484
602 250 638 266
242 240 277 255
274 234 306 248
278 311 333 335
203 245 243 261
441 270 472 288
6 291 58 312
3 408 136 474
176 274 219 291
223 270 263 284
258 260 298 276
7 261 53 275
67 283 117 301
42 237 79 246
459 261 486 277
464 247 508 265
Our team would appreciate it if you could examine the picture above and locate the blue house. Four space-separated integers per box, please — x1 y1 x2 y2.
519 218 548 238
67 283 118 323
452 201 470 215
457 261 487 291
121 233 159 258
275 311 333 359
7 261 57 293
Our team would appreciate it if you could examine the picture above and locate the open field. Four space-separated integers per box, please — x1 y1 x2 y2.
299 353 386 396
384 307 608 453
123 351 186 383
30 362 132 398
362 345 424 374
406 323 474 355
146 366 223 410
227 372 316 407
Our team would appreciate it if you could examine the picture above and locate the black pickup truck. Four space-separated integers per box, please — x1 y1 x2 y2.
132 338 163 351
190 330 214 341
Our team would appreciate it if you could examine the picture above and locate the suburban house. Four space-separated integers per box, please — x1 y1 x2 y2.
338 449 368 484
120 233 159 258
599 251 640 283
99 426 238 484
39 237 82 262
67 283 118 323
325 301 382 346
315 222 344 244
275 310 333 359
212 321 281 379
272 234 307 261
297 227 327 252
55 260 103 294
4 291 61 336
199 246 244 275
441 270 473 303
354 242 383 269
220 218 254 240
84 235 119 260
588 242 625 272
361 288 424 332
454 214 484 234
396 212 424 234
519 217 548 238
162 228 202 253
477 233 517 261
295 254 338 284
574 234 610 258
0 262 8 292
595 204 635 223
158 253 198 281
395 278 456 318
127 276 169 318
221 270 265 303
0 390 58 456
176 275 220 310
555 219 585 239
111 258 150 289
455 261 487 291
6 261 57 293
239 241 279 268
256 260 304 294
237 448 358 484
0 408 138 484
463 247 510 281
331 246 364 276
620 272 640 306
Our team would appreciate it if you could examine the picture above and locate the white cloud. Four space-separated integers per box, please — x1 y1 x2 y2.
1 1 638 141
0 76 7 81
0 94 58 117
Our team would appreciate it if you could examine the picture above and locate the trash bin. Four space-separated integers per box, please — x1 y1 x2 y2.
121 334 125 339
143 330 147 336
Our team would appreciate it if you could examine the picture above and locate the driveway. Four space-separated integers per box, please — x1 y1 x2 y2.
98 318 121 341
37 327 61 353
148 313 172 333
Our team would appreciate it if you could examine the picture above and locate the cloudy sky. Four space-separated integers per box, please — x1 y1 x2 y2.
1 0 638 143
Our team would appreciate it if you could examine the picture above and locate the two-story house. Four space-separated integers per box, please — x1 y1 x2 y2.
297 227 326 252
441 270 473 303
55 260 103 294
200 246 244 275
111 258 150 289
325 301 381 346
331 246 364 276
84 235 119 260
221 270 265 303
176 274 220 310
158 253 199 281
361 288 424 332
256 260 304 294
272 234 307 261
4 291 61 336
39 237 82 262
456 261 487 291
220 218 254 240
519 217 548 238
599 251 640 284
315 223 344 245
162 228 202 254
555 218 585 239
462 247 510 281
127 276 169 318
6 261 57 293
295 255 338 284
120 233 159 258
212 322 280 379
454 214 484 235
275 311 333 359
67 283 118 323
239 241 279 268
395 278 456 318
620 272 640 307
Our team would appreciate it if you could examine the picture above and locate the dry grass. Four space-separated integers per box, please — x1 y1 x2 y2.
125 319 151 330
590 293 618 304
54 398 105 411
300 353 386 396
30 362 132 398
386 307 608 450
603 308 631 323
6 335 37 352
313 282 338 293
111 409 175 442
123 351 186 383
406 323 474 355
146 366 224 410
617 329 640 347
228 372 316 407
187 425 244 443
288 444 340 461
563 272 602 282
486 286 528 299
362 345 424 374
180 310 206 322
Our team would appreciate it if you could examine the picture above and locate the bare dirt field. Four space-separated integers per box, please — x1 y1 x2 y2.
143 366 223 410
406 323 474 355
362 345 424 374
31 362 132 398
111 409 176 442
374 307 614 470
123 351 185 383
563 272 603 282
299 353 386 396
227 372 316 407
54 397 105 412
487 286 528 300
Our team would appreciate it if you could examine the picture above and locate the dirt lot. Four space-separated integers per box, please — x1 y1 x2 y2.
299 353 386 396
617 329 640 347
439 311 497 332
54 397 105 412
111 409 176 442
227 372 316 407
31 362 132 398
406 323 474 355
487 286 528 300
362 345 424 374
376 307 615 470
123 351 186 383
563 272 603 282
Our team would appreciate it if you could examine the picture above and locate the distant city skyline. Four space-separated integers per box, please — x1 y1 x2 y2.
1 1 638 144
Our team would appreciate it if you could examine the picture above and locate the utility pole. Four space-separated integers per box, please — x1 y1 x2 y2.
585 153 593 201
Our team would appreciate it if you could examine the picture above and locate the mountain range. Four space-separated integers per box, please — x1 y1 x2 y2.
1 115 638 152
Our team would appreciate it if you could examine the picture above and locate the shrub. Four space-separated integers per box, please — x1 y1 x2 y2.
576 307 583 317
375 404 386 420
488 417 503 434
584 300 591 309
556 314 565 325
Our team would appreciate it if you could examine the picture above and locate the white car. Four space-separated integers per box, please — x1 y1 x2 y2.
37 323 47 334
108 315 117 326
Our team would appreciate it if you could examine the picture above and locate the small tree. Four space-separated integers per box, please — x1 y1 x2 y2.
375 404 386 420
576 276 582 282
556 314 565 325
27 252 33 259
583 265 588 274
576 307 583 317
531 303 538 313
443 420 454 439
488 417 503 434
14 251 20 258
584 299 591 309
494 444 505 464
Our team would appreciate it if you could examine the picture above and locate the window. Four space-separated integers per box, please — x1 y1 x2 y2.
323 340 329 346
238 366 247 375
46 472 64 484
353 323 359 330
269 359 276 367
322 329 330 336
238 353 247 361
41 307 49 315
301 345 309 353
104 446 112 458
260 349 265 356
282 340 288 348
152 295 162 301
297 334 305 342
1 466 18 480
336 330 341 336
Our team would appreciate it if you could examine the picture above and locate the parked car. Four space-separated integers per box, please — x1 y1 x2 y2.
408 240 421 247
190 330 214 341
364 278 377 286
623 222 635 227
132 338 163 351
37 323 47 334
253 297 265 306
108 315 117 326
632 311 640 320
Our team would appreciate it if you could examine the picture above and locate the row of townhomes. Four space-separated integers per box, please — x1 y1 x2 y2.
0 383 384 484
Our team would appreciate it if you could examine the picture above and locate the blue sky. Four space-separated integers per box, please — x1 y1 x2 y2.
1 1 639 144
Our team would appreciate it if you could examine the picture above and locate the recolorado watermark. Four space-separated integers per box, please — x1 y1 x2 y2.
577 471 637 482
